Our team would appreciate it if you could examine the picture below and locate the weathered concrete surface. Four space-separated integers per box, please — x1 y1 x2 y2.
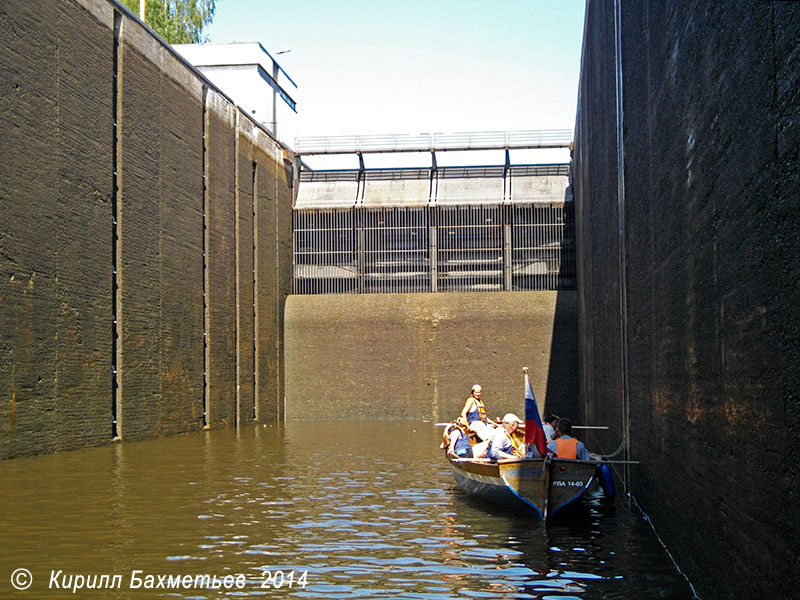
285 291 578 422
362 176 431 206
157 46 205 436
117 14 207 440
0 0 114 456
296 176 359 208
235 118 294 425
254 140 282 421
574 1 799 598
236 116 257 426
205 90 238 429
509 174 570 203
0 0 294 458
118 19 166 439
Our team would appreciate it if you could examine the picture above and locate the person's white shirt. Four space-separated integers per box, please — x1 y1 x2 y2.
488 427 515 460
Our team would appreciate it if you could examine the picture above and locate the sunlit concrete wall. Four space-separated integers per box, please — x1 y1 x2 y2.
574 2 799 598
284 291 578 422
0 0 295 458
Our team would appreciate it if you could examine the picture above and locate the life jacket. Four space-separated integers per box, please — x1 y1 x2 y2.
510 429 525 457
556 437 578 459
453 432 472 456
466 399 487 424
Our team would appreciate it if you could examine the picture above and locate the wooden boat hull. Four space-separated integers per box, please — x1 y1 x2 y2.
449 456 597 520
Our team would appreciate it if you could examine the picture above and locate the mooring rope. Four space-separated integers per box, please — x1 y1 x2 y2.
594 434 628 459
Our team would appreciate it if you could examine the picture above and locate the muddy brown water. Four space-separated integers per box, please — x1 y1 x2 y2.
0 421 695 599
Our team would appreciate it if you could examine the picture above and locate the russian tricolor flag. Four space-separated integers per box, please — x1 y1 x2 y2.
524 371 547 457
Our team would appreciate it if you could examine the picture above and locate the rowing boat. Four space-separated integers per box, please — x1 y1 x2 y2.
444 367 625 519
448 454 599 520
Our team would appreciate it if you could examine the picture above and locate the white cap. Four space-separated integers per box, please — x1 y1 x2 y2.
502 413 523 424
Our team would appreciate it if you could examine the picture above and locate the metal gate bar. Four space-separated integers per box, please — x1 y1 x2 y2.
292 203 574 294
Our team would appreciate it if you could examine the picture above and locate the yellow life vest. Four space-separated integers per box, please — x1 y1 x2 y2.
510 428 525 457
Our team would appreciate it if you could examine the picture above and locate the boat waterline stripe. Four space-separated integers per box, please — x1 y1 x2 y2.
501 474 544 518
549 475 596 515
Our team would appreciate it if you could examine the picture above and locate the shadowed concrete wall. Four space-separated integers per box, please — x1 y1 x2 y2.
0 0 114 455
285 291 578 422
574 1 799 598
0 0 294 458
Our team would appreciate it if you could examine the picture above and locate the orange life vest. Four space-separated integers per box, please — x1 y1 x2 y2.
556 437 578 459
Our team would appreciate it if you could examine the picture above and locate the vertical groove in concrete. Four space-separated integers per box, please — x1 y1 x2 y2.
202 86 209 428
252 161 258 421
234 112 241 427
111 9 121 439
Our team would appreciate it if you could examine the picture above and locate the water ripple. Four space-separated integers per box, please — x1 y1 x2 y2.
0 421 696 600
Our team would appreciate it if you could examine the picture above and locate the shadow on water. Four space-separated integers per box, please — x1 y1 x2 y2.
0 420 694 599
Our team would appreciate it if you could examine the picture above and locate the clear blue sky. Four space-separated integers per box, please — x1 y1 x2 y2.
206 0 586 144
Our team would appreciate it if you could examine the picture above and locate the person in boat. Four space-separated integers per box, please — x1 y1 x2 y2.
458 384 497 441
547 418 591 460
441 422 473 458
543 413 559 442
487 413 525 461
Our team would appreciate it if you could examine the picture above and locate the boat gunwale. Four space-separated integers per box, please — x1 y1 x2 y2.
451 456 599 474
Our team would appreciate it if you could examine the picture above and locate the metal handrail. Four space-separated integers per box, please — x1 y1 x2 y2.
294 130 572 155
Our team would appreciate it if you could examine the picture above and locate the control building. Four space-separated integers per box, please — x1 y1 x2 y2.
174 42 298 146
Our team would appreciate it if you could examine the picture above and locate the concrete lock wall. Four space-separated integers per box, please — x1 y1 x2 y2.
573 2 799 599
0 0 294 459
284 291 578 423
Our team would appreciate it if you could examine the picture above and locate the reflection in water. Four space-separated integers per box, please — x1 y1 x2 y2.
0 421 694 599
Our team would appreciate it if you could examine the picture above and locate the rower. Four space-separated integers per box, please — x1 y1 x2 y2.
441 423 473 458
547 418 591 460
487 413 525 461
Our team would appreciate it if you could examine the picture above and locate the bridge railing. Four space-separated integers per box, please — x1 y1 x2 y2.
294 129 573 155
